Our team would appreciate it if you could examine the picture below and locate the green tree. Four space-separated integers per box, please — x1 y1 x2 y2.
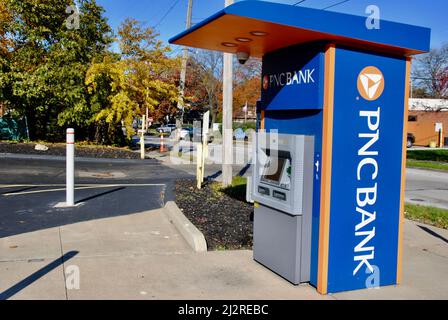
86 19 179 143
0 0 112 141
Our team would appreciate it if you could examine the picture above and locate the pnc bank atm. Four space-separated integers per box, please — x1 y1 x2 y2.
250 42 326 286
170 1 431 294
252 133 315 284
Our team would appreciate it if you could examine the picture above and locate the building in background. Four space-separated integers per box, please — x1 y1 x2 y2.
234 104 256 123
408 99 448 147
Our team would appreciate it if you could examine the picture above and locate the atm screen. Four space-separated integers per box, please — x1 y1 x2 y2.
261 157 286 185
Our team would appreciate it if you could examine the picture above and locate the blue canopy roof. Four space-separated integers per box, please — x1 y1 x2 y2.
169 1 431 57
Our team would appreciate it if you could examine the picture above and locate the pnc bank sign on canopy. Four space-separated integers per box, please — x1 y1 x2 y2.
263 68 316 90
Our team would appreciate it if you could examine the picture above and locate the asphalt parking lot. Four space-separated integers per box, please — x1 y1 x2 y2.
0 184 167 238
0 156 191 239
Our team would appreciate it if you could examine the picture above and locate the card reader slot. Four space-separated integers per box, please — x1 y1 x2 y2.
258 186 270 196
273 190 287 201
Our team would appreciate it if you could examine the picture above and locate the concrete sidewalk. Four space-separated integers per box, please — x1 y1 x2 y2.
1 206 447 300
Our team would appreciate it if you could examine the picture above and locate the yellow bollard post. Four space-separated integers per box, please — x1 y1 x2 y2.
196 142 203 189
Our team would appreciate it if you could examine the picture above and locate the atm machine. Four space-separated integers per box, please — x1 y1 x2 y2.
169 1 431 294
252 133 314 284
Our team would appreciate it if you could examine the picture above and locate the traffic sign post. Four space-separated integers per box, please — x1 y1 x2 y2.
139 115 146 160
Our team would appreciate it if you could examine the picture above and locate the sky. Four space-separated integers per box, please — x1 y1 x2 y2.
95 0 448 55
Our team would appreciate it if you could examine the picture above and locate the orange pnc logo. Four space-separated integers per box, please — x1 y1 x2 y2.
357 66 385 101
263 75 269 90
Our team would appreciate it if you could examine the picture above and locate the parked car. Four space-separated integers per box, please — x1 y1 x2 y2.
182 127 215 143
180 127 193 140
407 133 415 148
157 124 176 134
234 128 246 141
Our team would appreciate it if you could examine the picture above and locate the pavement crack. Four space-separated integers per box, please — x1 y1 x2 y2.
0 257 54 263
58 227 69 300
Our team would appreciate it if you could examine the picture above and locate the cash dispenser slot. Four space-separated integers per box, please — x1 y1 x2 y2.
273 190 287 201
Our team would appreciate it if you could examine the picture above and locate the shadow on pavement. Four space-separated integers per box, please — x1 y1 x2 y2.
206 170 222 181
75 186 125 204
0 185 166 238
418 225 448 244
0 251 79 300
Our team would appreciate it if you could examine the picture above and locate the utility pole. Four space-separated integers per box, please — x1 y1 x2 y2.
177 0 193 128
222 0 234 187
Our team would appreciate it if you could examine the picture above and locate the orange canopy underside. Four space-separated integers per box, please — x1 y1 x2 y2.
172 14 416 58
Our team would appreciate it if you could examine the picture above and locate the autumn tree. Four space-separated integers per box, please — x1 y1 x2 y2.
189 50 223 125
86 19 179 143
188 51 262 124
233 58 261 117
233 77 260 116
0 1 13 112
0 1 13 55
182 56 208 110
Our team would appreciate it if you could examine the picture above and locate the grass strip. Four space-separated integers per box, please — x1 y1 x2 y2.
407 159 448 171
405 204 448 229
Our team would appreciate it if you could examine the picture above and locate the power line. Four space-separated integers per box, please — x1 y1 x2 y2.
154 0 182 29
293 0 307 5
322 0 350 10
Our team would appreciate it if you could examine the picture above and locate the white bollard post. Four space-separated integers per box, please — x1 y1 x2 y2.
140 134 145 159
140 115 146 160
66 128 75 206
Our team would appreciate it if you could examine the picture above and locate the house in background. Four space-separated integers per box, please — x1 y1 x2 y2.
234 104 257 123
408 98 448 147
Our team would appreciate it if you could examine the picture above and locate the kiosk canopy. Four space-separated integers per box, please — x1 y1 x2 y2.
169 1 431 58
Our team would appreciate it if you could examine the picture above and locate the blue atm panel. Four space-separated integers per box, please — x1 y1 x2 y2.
326 47 407 293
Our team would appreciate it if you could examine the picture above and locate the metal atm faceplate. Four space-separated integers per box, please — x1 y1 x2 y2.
253 133 314 216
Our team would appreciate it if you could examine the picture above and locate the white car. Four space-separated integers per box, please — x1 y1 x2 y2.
157 124 176 133
180 128 192 140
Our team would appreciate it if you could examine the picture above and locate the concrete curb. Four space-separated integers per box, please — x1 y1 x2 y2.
164 201 207 253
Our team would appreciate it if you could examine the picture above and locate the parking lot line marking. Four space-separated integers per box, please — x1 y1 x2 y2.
4 186 110 196
1 186 37 195
0 183 165 188
2 184 166 196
